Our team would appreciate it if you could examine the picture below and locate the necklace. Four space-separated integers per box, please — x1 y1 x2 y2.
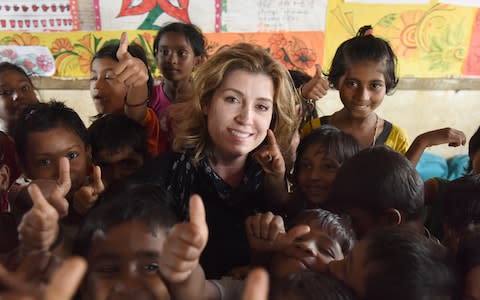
371 114 379 147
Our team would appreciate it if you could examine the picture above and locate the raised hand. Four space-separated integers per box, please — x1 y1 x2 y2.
253 129 285 177
300 64 329 100
159 194 208 283
114 32 149 89
18 184 60 252
73 165 104 215
241 268 269 300
245 212 310 253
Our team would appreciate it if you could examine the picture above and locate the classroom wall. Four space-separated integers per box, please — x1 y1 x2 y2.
37 86 479 159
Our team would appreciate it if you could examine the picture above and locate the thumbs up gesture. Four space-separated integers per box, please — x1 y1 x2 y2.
159 194 208 283
18 183 60 252
73 165 104 215
300 64 329 100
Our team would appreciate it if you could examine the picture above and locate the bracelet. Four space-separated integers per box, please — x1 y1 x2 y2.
124 97 149 107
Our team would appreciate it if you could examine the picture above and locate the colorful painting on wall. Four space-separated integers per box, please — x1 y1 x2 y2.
0 0 79 31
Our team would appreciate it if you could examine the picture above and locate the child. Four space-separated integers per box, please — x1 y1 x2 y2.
88 113 149 187
0 62 40 186
328 226 454 300
0 141 18 253
90 33 163 156
301 25 409 153
441 174 480 253
151 22 207 147
288 126 360 213
10 102 103 255
469 126 480 174
327 146 425 239
73 183 177 300
455 230 480 300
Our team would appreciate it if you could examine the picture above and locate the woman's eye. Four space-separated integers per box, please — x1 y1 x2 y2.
66 152 79 160
225 96 239 103
256 104 270 112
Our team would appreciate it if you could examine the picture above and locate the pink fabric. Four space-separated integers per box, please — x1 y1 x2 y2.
149 83 174 150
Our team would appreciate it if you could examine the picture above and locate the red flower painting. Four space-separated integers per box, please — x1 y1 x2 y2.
118 0 191 24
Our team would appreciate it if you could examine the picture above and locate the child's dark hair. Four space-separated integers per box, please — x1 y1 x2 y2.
0 62 34 86
13 101 88 165
364 227 454 300
327 25 398 94
443 174 480 235
153 22 207 58
74 183 178 258
269 271 357 300
88 113 150 162
289 209 355 256
92 43 154 97
455 230 480 300
468 126 480 173
328 146 424 221
293 126 360 182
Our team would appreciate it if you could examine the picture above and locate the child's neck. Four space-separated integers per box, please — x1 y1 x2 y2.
163 79 188 103
332 109 381 147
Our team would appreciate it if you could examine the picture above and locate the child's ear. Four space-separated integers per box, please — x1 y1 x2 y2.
0 164 10 191
381 208 402 226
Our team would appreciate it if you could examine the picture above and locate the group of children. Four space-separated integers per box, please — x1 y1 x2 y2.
0 21 478 300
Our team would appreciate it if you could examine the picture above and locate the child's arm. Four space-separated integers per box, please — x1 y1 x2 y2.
73 165 104 215
245 212 310 266
241 268 269 300
253 130 290 207
299 64 329 101
114 32 150 123
159 194 220 300
405 128 466 167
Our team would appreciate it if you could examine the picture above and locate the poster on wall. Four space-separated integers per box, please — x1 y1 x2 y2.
94 0 327 32
0 0 79 31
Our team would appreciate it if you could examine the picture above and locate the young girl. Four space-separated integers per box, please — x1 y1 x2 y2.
90 33 163 156
287 126 360 214
0 62 40 187
301 25 409 154
151 22 207 147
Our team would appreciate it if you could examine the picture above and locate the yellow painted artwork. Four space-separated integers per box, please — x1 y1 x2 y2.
325 0 477 77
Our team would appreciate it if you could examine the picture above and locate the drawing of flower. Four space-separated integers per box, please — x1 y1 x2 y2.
0 49 17 60
118 0 191 27
51 38 73 53
8 33 40 46
36 55 54 72
22 59 34 71
292 48 316 69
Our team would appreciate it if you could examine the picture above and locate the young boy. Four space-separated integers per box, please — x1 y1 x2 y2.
327 146 425 238
73 183 177 300
88 113 150 187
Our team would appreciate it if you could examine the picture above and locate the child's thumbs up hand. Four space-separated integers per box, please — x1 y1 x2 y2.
18 183 59 252
159 194 208 283
114 32 149 88
253 129 285 178
300 64 329 100
73 165 104 215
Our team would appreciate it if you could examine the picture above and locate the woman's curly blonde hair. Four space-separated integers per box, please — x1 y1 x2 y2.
169 42 298 163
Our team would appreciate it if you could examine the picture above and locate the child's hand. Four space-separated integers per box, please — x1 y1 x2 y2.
417 128 466 148
73 165 104 215
245 212 310 253
242 268 269 300
18 184 59 252
253 130 285 178
159 194 208 283
0 255 86 300
300 64 329 100
114 32 149 89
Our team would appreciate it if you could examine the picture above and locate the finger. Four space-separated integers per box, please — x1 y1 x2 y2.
242 268 269 300
28 184 57 216
268 215 285 241
284 225 310 243
117 32 129 61
266 129 277 149
189 194 206 229
45 256 87 299
314 64 323 79
57 157 72 196
259 212 274 240
91 165 105 194
251 213 262 238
